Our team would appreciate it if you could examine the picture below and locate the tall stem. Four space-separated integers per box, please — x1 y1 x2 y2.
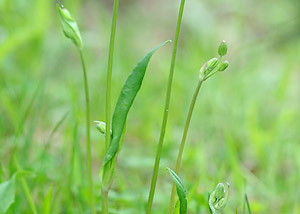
105 0 119 152
146 0 186 213
103 0 120 213
79 50 95 214
168 80 203 214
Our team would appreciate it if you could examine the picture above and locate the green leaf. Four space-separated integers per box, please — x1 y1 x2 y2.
0 173 17 213
102 40 171 166
42 186 53 214
166 168 187 214
56 3 83 50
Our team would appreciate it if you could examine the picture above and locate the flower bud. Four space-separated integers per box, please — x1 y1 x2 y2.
217 61 229 72
214 183 225 199
218 40 227 56
209 183 230 214
57 3 83 50
206 57 219 73
94 121 106 134
199 61 208 75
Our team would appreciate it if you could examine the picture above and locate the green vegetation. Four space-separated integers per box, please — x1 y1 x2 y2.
0 0 299 213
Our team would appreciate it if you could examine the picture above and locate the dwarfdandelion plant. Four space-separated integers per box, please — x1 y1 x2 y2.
99 40 171 214
209 183 230 214
101 0 120 212
56 4 95 214
168 41 229 213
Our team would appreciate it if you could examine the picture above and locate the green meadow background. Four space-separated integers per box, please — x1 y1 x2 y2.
0 0 299 213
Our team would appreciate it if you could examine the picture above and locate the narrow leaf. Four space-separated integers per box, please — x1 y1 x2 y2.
167 168 187 214
102 40 171 166
245 193 251 214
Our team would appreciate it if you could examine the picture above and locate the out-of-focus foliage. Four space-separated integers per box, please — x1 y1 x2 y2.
0 0 299 213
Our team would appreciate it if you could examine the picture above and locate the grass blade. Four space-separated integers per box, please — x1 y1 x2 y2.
102 40 171 166
245 193 251 214
166 168 187 214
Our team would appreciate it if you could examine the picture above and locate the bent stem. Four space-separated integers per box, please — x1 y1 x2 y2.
79 50 95 214
146 0 186 213
168 79 203 214
103 0 120 213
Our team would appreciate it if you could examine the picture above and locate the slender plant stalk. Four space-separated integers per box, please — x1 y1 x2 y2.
13 156 38 214
102 188 109 214
146 0 186 213
79 50 95 214
103 0 120 213
168 80 203 213
105 0 120 152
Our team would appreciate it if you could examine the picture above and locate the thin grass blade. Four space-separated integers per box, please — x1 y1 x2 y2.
245 193 251 214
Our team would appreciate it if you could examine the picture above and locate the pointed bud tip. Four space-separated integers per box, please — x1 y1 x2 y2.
56 1 63 9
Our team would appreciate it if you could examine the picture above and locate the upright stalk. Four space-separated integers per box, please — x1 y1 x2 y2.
13 156 38 214
101 188 109 214
103 0 120 213
146 0 186 213
168 80 203 214
79 50 95 214
105 0 119 152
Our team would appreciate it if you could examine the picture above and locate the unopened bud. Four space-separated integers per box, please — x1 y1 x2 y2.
214 183 225 199
217 61 229 72
205 57 219 73
57 3 83 50
94 121 106 134
209 183 230 214
218 40 227 56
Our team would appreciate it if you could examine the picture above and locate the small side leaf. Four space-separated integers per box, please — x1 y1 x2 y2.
167 168 187 214
102 40 171 166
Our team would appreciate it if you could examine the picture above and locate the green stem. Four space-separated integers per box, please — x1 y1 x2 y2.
79 50 95 214
103 0 120 213
13 156 38 214
105 0 119 152
146 0 186 213
168 80 203 214
102 188 109 214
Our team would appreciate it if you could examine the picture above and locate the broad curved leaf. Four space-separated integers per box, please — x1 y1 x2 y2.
102 40 171 166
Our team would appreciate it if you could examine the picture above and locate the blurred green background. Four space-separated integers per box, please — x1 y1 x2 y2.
1 0 300 213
